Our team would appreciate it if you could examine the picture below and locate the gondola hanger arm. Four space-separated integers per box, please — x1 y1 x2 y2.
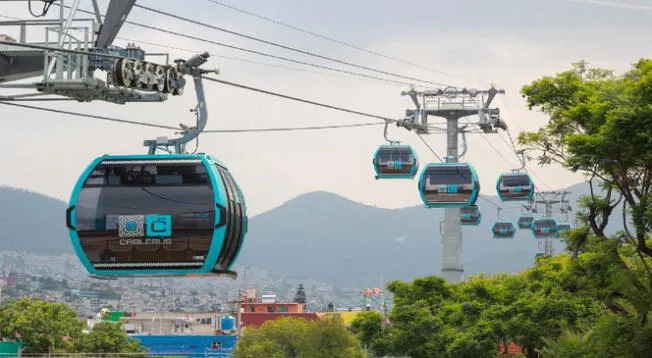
143 52 213 154
511 149 527 172
383 120 400 145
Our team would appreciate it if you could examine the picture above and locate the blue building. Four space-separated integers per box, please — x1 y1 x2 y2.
131 335 237 357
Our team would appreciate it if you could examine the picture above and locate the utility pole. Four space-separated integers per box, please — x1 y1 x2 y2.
226 290 244 336
399 86 506 283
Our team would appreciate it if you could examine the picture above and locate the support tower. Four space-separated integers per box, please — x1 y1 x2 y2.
528 191 572 256
399 86 506 283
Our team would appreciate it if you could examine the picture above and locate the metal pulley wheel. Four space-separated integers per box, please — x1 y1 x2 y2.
152 64 165 92
113 58 135 88
133 60 146 90
164 67 184 96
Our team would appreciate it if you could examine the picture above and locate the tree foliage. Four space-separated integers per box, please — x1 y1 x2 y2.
74 322 147 355
357 249 652 357
519 59 651 256
0 297 84 354
233 316 364 358
0 297 146 355
363 266 602 358
520 58 652 325
350 310 384 350
294 284 307 305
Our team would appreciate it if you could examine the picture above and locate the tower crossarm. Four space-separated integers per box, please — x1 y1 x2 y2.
398 85 506 135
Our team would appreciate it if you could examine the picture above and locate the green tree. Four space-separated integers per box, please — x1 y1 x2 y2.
294 284 307 304
350 310 384 349
542 314 652 357
519 59 651 256
233 316 364 358
0 297 84 354
377 259 602 358
74 322 147 355
520 59 652 328
309 316 365 358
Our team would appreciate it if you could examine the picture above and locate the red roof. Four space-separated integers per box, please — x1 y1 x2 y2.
240 313 319 328
498 342 523 355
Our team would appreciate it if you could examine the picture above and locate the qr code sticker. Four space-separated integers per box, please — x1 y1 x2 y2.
118 215 145 237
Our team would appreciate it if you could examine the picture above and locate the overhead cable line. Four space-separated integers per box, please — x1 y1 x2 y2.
478 195 502 209
0 95 388 133
415 134 443 162
118 36 344 76
471 127 553 193
1 11 417 87
504 128 554 191
201 76 397 122
116 36 420 87
461 117 519 169
494 97 554 191
205 0 487 85
198 78 519 208
133 3 455 88
204 122 384 133
0 39 125 61
0 97 78 101
57 5 423 88
477 132 518 168
0 101 178 129
0 13 21 20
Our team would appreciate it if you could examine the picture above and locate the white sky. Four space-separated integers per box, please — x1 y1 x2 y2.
1 0 651 215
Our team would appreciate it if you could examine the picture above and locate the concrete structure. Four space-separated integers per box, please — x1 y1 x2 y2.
112 311 222 335
132 335 236 357
240 302 304 313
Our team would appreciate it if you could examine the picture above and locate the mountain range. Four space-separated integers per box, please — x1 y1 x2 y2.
0 182 624 287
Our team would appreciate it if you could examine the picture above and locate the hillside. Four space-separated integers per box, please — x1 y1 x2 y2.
0 182 624 287
238 183 625 287
0 186 72 254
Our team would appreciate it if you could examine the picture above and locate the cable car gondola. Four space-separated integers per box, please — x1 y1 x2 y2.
557 223 572 241
460 205 481 226
65 153 248 279
492 221 516 239
418 162 479 208
372 144 419 179
496 171 535 202
517 215 535 229
531 218 558 239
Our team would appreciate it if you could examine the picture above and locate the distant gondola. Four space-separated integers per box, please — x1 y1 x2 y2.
496 172 534 202
517 215 535 229
492 221 516 239
460 205 481 226
372 144 419 179
531 218 558 239
66 154 247 279
418 162 479 208
557 223 572 241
